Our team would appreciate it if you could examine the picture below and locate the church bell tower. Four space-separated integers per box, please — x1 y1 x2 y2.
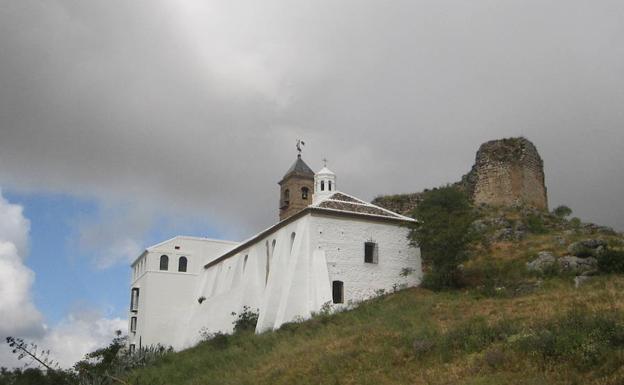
278 142 314 221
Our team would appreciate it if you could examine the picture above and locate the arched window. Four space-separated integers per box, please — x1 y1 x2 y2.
321 180 325 191
283 189 290 206
130 288 140 311
160 255 169 271
328 181 332 191
301 187 309 200
290 232 296 254
178 256 187 272
332 281 344 304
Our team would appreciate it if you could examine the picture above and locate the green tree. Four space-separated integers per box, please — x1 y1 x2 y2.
409 186 479 289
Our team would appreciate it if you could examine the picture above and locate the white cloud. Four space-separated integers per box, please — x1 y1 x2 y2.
0 191 43 339
0 190 127 369
38 312 127 369
0 191 30 257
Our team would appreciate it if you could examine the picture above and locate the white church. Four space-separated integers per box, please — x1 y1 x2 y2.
127 152 422 351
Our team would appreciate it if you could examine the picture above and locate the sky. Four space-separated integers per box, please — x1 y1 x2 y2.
1 0 623 369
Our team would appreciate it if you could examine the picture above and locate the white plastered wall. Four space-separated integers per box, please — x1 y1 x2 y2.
130 213 422 350
310 213 421 305
128 237 238 350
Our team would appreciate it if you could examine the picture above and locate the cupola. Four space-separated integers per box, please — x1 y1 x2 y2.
313 164 336 204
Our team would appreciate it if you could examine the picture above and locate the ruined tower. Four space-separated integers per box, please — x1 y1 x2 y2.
372 137 549 214
278 154 315 221
465 137 548 210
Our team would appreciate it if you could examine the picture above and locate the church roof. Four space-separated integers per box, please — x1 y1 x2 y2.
281 155 314 180
204 191 415 268
311 192 415 221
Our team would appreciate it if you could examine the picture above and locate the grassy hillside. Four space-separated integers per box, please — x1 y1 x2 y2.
126 208 624 385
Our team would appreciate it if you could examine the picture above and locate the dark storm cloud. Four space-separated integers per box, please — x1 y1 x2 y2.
1 0 623 242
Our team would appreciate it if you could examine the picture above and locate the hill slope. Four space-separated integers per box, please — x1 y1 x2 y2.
126 209 624 385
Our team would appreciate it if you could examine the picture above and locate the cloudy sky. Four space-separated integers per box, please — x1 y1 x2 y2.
1 0 623 368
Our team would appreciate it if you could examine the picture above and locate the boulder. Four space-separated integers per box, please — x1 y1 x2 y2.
526 252 556 272
558 256 597 273
567 239 607 257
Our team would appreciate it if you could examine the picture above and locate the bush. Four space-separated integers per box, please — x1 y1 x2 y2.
597 249 624 274
570 217 582 229
231 306 259 333
553 205 573 218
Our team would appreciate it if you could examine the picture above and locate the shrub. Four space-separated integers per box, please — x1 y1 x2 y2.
553 205 573 218
526 214 547 234
231 306 259 333
570 217 582 229
204 332 230 349
597 249 624 274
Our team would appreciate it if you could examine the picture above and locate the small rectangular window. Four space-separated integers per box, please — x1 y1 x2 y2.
130 316 137 333
332 281 344 304
364 242 378 264
130 288 140 312
129 344 136 354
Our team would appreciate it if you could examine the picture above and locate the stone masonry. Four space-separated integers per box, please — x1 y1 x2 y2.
372 137 548 215
466 137 548 210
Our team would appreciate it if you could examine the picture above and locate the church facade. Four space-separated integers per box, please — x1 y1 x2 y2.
127 154 422 351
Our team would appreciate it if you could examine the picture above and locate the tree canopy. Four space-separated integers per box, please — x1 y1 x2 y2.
409 186 479 289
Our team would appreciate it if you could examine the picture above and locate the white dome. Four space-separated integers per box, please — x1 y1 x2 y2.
313 165 337 204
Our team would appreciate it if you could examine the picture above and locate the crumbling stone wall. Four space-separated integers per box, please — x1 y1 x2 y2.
469 138 547 210
371 192 424 217
373 137 548 213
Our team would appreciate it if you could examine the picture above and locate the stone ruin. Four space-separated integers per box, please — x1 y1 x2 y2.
373 137 548 214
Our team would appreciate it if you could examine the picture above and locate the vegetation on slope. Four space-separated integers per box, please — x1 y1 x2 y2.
124 276 624 385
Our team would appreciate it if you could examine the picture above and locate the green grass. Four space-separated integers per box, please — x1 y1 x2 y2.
126 275 624 385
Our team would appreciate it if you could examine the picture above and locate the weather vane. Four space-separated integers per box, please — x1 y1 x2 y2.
296 139 305 156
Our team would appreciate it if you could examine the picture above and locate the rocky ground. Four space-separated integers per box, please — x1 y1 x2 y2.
462 204 624 295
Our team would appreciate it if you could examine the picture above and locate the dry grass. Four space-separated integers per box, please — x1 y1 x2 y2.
126 275 624 385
